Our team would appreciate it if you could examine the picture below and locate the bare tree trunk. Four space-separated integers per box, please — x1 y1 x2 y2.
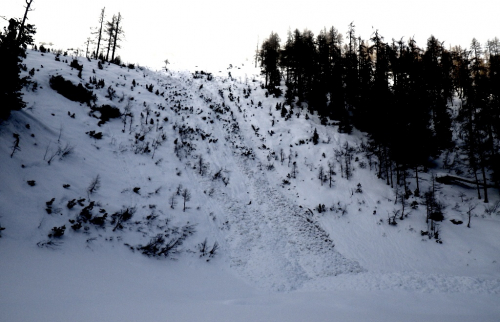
389 161 394 188
111 13 122 62
481 160 489 203
95 7 105 59
16 0 34 45
415 166 420 192
385 147 390 185
473 169 481 199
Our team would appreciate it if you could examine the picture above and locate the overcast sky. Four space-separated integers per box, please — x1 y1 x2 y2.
2 0 499 70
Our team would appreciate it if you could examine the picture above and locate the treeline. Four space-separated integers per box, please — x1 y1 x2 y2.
258 25 500 201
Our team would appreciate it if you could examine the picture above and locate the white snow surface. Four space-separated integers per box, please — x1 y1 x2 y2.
0 51 499 321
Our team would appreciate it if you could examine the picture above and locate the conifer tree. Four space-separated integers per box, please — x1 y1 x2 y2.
0 16 36 119
259 32 281 89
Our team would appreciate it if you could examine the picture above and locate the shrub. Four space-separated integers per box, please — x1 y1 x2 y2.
111 207 135 231
48 225 66 238
69 59 83 71
312 128 319 145
49 75 96 105
91 104 121 125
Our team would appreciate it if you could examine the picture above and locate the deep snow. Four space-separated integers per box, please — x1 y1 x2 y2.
0 50 499 321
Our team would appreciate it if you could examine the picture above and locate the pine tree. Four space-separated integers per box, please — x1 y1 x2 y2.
259 32 281 89
422 36 453 153
0 18 36 119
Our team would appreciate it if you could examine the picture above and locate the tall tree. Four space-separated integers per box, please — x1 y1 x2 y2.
485 38 500 188
93 7 105 60
422 36 453 153
0 17 36 119
344 22 358 112
259 32 281 88
326 27 345 122
16 0 34 45
110 12 124 63
104 14 116 61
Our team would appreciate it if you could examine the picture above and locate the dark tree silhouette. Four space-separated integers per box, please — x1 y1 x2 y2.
92 7 106 59
0 15 36 119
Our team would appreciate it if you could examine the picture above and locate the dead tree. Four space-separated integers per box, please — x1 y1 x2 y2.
16 0 34 45
92 7 106 59
110 12 124 62
466 203 477 228
181 188 191 212
10 133 20 158
327 162 335 188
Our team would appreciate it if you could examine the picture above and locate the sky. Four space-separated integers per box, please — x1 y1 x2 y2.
2 0 499 70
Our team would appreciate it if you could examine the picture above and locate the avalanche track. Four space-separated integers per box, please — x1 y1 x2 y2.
180 78 364 291
201 158 363 291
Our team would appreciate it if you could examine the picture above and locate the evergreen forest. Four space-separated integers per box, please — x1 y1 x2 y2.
258 26 500 201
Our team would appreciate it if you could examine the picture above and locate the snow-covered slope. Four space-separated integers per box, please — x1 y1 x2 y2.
0 50 499 321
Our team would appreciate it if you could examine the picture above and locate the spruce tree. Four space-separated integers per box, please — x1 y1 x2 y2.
0 18 36 119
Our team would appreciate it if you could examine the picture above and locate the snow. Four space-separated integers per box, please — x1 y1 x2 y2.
0 50 499 321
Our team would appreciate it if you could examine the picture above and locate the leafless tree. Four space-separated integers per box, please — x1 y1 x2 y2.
92 7 106 59
466 203 477 228
87 174 101 199
16 0 34 45
318 166 324 186
169 193 177 209
104 14 116 61
327 161 335 188
110 12 124 62
181 188 191 212
10 133 20 158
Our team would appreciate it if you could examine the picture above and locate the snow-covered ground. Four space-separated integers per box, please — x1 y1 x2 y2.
0 50 499 321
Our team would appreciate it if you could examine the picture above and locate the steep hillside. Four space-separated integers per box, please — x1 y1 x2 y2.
0 50 499 321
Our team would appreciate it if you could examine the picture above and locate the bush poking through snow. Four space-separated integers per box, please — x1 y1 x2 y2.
312 128 319 145
388 211 398 226
91 104 121 125
37 240 63 249
90 213 107 226
70 222 82 231
111 207 135 231
48 225 66 238
105 86 117 101
87 175 101 198
169 194 177 209
138 223 196 258
198 238 219 260
10 133 20 158
46 142 74 165
316 204 326 213
78 202 95 223
49 75 96 105
181 188 191 212
86 130 103 139
213 168 230 186
69 59 83 71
